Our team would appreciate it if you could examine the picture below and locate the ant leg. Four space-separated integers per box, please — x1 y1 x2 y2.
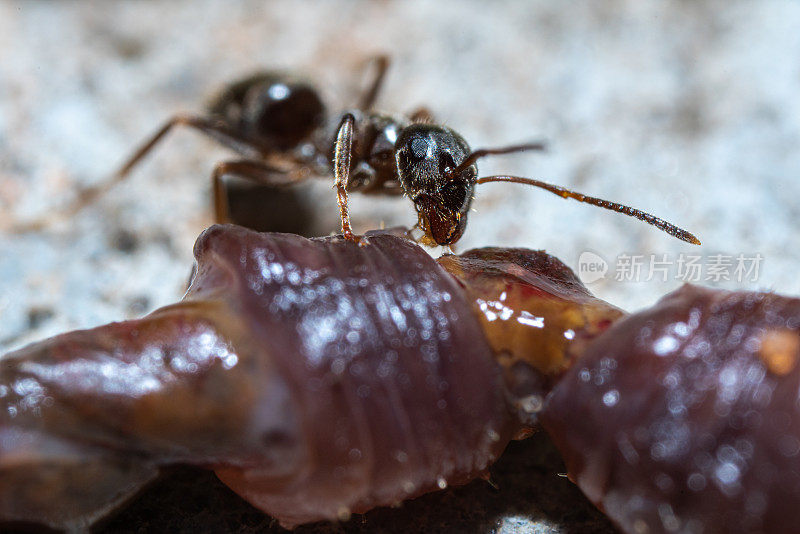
333 113 358 242
408 106 434 124
5 115 259 233
211 160 309 223
357 55 390 111
115 114 260 181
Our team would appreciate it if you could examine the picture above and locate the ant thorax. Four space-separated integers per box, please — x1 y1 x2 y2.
321 110 410 193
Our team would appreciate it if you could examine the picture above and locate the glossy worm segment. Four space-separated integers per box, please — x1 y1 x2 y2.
0 225 562 530
542 285 800 534
1 225 799 534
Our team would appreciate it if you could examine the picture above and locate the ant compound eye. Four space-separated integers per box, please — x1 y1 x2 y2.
409 136 430 161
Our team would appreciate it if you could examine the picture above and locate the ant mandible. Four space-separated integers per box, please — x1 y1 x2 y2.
11 56 700 246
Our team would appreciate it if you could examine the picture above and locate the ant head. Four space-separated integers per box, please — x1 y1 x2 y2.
395 124 477 245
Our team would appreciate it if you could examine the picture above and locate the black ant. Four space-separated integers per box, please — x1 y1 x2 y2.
10 56 700 246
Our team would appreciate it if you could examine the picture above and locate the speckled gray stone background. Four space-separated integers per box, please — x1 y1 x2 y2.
0 0 799 532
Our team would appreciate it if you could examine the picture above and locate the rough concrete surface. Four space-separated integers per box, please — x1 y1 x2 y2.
0 1 799 532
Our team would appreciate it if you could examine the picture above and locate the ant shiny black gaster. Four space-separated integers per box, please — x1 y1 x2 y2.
15 56 700 246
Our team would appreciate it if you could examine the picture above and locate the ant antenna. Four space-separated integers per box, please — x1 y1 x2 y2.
451 142 547 177
449 145 700 244
476 175 701 245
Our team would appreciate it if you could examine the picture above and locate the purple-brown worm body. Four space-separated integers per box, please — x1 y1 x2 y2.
542 285 800 533
1 226 532 529
200 226 515 526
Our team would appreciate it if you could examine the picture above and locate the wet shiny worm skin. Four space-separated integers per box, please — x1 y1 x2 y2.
0 226 519 529
542 285 800 534
202 226 516 526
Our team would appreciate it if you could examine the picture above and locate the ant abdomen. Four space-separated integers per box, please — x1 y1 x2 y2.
208 73 326 152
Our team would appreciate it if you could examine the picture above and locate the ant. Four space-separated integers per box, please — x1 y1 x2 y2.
9 56 700 246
